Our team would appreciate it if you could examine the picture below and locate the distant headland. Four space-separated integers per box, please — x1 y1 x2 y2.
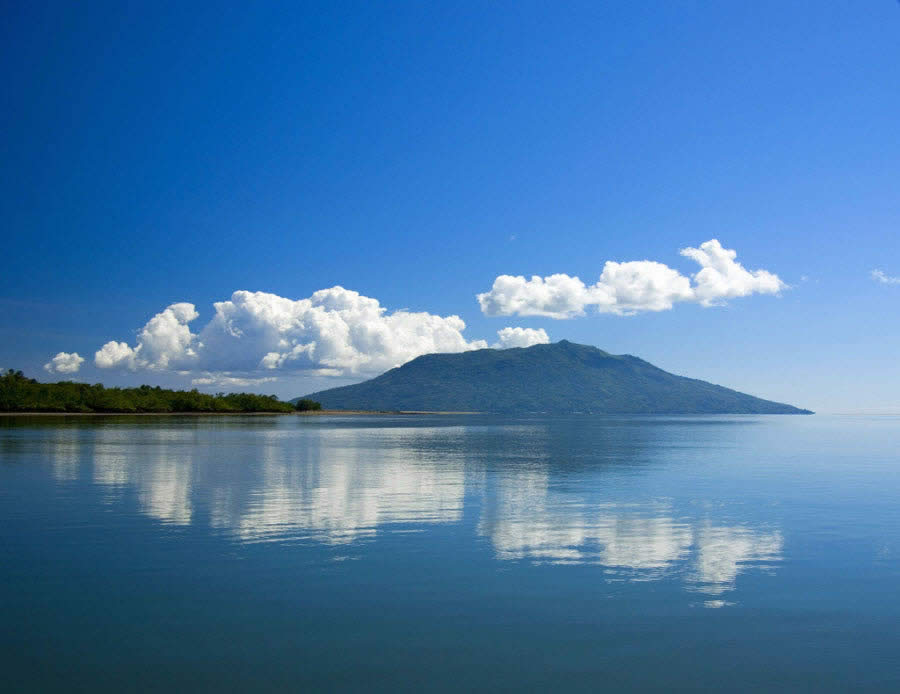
298 340 813 415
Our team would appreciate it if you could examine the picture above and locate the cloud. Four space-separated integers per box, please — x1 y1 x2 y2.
191 374 278 388
95 341 137 369
94 302 199 370
872 269 900 285
200 287 490 375
44 352 84 374
477 239 786 318
680 240 784 306
492 327 550 349
86 286 544 380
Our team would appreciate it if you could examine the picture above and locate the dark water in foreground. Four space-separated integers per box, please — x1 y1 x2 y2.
1 414 899 692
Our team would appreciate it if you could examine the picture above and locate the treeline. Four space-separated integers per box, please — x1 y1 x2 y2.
0 370 320 414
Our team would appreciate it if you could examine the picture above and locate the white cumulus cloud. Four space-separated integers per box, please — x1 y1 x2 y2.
94 341 138 369
198 287 488 375
191 374 278 388
477 239 785 318
44 352 85 375
680 240 784 306
85 286 544 380
94 302 199 370
492 327 551 349
871 269 900 285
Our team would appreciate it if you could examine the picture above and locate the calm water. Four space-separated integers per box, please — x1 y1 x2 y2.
1 414 899 691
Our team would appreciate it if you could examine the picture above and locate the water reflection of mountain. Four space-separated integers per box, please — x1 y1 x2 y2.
37 416 782 598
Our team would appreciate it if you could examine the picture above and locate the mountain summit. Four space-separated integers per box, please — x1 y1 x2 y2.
299 340 812 414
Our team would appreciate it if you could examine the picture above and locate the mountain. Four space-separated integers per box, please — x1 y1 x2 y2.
297 340 812 414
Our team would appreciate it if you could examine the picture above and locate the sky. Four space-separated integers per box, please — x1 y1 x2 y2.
2 1 899 413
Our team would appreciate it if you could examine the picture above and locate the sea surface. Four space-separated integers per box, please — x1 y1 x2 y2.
1 414 899 692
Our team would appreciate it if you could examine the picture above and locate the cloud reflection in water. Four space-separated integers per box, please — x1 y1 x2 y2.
44 418 783 600
480 467 782 596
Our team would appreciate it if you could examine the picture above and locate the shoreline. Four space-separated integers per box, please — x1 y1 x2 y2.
0 410 481 417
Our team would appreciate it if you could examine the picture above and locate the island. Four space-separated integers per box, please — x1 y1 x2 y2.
298 340 813 414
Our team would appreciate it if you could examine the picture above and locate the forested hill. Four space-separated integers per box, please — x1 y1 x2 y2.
300 340 813 415
0 369 302 413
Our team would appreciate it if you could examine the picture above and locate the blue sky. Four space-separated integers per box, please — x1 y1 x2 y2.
2 1 899 412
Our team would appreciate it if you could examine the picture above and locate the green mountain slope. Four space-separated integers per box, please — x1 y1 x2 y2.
298 340 812 414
